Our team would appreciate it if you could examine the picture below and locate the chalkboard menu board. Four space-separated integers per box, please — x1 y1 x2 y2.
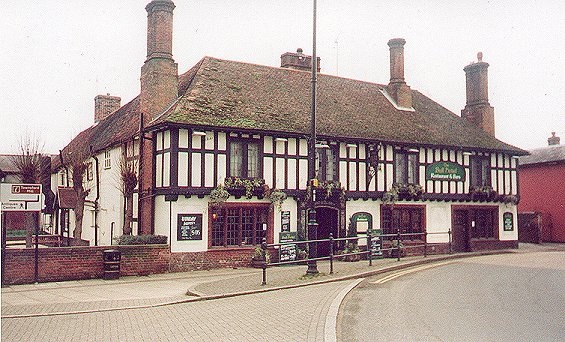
279 231 297 262
370 229 382 258
370 238 382 257
280 244 297 262
281 211 291 232
503 212 514 231
177 214 203 241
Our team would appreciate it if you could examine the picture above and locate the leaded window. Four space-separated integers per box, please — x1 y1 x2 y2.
471 208 497 239
394 151 418 184
381 205 424 236
316 146 337 181
211 205 269 247
470 156 491 187
229 140 260 178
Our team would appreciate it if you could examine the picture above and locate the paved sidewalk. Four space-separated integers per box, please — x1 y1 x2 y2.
2 243 563 318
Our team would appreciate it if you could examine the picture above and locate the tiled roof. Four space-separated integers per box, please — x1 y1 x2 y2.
0 155 18 174
519 145 565 166
60 56 527 162
159 57 526 154
54 96 141 170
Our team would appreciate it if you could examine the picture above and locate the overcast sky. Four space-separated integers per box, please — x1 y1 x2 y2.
1 0 563 154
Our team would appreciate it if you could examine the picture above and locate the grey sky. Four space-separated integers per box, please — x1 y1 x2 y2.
1 0 563 154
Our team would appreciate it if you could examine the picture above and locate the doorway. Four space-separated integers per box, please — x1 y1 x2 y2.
452 209 470 252
315 207 339 257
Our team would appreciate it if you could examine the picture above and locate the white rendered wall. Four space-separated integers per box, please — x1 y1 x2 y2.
426 202 451 243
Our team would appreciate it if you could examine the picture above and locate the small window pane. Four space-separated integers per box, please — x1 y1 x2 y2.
395 154 407 183
247 143 259 178
407 154 418 184
230 142 243 177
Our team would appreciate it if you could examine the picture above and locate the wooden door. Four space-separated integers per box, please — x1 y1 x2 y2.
452 209 470 252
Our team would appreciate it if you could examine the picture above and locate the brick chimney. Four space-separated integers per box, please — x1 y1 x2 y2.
386 38 412 109
94 94 121 123
548 132 560 146
461 52 495 136
140 0 178 122
281 48 321 72
139 0 178 236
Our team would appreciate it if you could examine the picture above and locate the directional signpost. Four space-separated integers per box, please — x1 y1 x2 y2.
1 183 43 285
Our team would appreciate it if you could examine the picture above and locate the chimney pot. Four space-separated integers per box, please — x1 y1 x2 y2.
461 52 495 136
548 132 561 146
281 49 320 72
386 38 412 109
145 0 176 61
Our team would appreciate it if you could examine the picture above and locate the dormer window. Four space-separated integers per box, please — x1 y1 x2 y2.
229 139 260 178
394 151 418 184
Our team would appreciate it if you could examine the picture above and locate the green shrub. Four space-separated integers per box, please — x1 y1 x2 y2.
115 234 168 245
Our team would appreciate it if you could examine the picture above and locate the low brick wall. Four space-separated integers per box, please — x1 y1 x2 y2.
169 248 254 272
2 240 517 285
3 245 170 285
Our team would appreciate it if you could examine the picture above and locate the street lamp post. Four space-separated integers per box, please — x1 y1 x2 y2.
306 0 319 275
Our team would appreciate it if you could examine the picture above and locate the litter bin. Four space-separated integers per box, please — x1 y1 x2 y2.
103 249 121 280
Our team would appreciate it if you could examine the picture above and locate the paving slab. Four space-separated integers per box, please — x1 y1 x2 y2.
2 243 563 319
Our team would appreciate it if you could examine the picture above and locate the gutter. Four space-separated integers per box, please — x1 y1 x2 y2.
90 146 100 246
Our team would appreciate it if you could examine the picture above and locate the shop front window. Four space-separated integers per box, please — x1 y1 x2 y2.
211 204 270 247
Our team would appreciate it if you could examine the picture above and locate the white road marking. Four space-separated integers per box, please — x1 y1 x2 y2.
370 261 456 284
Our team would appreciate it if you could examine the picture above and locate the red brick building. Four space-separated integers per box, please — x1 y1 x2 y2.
518 133 565 243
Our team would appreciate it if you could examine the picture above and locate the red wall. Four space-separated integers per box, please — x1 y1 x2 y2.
518 163 565 242
2 245 256 285
3 245 170 285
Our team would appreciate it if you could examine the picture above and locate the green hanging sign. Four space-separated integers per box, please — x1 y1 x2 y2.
425 162 465 181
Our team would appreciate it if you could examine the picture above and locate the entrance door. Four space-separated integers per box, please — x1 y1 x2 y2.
315 207 338 257
452 209 470 252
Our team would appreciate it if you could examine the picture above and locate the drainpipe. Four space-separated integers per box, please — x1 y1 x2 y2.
90 146 100 246
58 150 70 245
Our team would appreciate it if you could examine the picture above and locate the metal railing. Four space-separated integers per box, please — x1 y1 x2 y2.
257 228 452 285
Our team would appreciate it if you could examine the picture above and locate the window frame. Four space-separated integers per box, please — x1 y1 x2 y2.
470 156 491 187
209 203 272 248
86 162 94 181
381 204 426 238
103 150 111 169
228 138 262 179
316 145 338 181
394 150 419 184
470 207 498 239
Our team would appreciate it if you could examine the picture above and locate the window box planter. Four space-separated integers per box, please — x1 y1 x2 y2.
224 177 266 199
469 185 497 202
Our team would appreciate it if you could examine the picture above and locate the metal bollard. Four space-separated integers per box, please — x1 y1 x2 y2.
424 231 428 257
261 238 267 286
367 232 372 266
396 229 401 262
329 233 334 274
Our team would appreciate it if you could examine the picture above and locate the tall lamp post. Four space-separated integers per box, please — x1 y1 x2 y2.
306 0 319 275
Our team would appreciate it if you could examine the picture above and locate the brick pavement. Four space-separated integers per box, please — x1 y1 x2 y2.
2 243 563 341
2 279 360 341
4 243 562 318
